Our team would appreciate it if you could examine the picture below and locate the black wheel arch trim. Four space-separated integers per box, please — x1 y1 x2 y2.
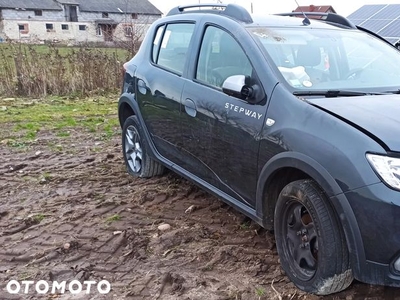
256 151 366 279
118 93 173 167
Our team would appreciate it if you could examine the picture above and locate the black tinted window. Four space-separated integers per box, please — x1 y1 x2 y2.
156 23 195 75
196 26 253 87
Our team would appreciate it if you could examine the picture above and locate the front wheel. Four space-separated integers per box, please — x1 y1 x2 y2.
274 179 353 295
122 115 164 178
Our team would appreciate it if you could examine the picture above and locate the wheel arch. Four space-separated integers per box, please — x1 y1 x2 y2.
118 93 138 128
118 93 162 165
256 152 366 277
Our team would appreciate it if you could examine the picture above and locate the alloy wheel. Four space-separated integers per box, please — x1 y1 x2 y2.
125 125 143 173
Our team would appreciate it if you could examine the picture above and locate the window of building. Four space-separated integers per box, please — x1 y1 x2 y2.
155 23 195 75
61 24 69 30
102 12 109 18
18 23 29 34
34 10 42 16
45 23 54 32
79 25 86 31
131 13 138 19
124 25 133 37
96 25 103 36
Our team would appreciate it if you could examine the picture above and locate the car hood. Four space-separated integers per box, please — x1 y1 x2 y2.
307 94 400 151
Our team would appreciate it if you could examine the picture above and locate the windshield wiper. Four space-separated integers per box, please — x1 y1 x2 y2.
386 90 400 94
293 90 386 98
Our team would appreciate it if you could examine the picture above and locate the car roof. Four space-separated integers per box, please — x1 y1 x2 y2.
166 4 356 31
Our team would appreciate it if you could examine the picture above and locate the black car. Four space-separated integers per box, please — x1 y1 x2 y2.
118 4 400 295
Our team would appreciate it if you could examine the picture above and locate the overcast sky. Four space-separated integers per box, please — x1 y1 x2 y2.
149 0 400 17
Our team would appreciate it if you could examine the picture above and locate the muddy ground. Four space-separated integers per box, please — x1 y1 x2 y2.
0 98 399 299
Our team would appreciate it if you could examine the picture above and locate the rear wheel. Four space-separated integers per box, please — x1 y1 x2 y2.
274 179 353 295
122 115 164 178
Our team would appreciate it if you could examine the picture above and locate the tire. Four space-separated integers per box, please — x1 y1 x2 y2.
274 179 353 295
122 115 164 178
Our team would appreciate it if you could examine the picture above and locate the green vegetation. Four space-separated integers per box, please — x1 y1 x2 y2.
255 287 266 297
106 214 122 223
33 214 45 223
0 95 119 146
0 43 131 97
239 221 251 230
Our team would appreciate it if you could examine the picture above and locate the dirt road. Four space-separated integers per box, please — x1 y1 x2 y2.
0 97 399 299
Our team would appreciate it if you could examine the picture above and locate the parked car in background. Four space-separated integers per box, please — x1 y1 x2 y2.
118 3 400 295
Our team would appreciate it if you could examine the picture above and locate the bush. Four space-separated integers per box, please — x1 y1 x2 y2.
0 43 131 97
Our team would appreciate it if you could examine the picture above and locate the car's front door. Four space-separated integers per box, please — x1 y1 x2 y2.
180 25 267 206
136 23 195 164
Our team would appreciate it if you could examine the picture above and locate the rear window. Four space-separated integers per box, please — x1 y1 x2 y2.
152 23 195 75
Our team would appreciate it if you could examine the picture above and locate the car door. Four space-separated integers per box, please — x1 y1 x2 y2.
180 25 267 206
135 23 195 164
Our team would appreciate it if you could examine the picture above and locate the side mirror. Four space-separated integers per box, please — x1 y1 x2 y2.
222 75 264 103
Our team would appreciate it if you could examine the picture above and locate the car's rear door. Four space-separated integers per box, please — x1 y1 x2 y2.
135 22 195 164
180 24 267 206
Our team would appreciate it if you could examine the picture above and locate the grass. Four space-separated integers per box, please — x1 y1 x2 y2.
0 43 129 61
239 221 251 230
33 214 45 223
0 94 119 146
106 214 122 223
255 287 266 297
0 43 131 97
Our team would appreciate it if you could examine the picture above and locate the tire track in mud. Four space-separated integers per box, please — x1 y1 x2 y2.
0 129 399 299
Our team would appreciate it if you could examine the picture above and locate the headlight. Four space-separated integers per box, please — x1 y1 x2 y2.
366 154 400 190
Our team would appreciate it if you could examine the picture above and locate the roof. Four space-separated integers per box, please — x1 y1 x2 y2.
57 0 79 4
71 0 162 15
347 4 400 44
0 0 162 15
293 5 336 14
0 0 62 10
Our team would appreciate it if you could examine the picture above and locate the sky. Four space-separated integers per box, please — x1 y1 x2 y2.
149 0 400 17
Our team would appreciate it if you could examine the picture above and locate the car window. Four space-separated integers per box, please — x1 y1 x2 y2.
196 26 253 87
155 23 195 75
251 27 400 91
152 25 164 63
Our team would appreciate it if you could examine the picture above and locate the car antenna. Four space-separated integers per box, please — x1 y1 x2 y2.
294 0 310 25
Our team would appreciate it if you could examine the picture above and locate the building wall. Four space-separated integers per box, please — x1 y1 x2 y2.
0 7 160 43
79 12 159 23
1 19 152 43
1 8 65 21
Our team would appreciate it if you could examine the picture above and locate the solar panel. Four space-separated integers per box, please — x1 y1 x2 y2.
348 4 400 44
350 19 366 26
359 19 392 33
371 4 400 20
386 38 399 44
347 4 386 20
378 20 400 37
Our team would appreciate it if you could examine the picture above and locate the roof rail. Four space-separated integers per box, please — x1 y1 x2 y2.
167 3 253 24
276 12 356 29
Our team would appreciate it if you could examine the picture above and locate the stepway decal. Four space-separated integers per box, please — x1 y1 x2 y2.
225 103 263 120
6 280 111 295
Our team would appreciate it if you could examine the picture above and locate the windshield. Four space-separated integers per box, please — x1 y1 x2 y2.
250 26 400 92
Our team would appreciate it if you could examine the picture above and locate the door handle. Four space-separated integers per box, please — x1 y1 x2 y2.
184 98 197 117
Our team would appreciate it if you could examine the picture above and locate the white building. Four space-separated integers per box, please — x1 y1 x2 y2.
0 0 162 44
